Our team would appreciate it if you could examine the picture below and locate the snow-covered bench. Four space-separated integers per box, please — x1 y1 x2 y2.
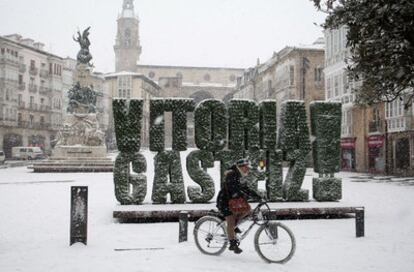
113 206 365 237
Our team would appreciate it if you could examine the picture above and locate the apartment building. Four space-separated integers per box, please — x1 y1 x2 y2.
324 25 414 176
234 39 325 124
0 34 65 157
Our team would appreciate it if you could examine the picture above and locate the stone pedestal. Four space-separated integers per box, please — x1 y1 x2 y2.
52 145 107 159
32 114 114 172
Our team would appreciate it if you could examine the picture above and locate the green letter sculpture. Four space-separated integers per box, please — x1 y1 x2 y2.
310 101 342 201
186 150 215 203
152 151 186 204
278 101 311 201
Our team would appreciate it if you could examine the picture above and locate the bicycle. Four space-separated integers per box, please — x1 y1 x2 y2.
193 201 296 263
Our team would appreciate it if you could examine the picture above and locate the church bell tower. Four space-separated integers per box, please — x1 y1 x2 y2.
114 0 142 72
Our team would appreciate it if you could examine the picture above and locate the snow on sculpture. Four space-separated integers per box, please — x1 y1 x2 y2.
114 152 147 204
186 150 215 203
310 101 342 201
113 99 142 153
152 151 186 204
277 101 311 201
112 97 342 204
228 99 260 151
194 99 227 152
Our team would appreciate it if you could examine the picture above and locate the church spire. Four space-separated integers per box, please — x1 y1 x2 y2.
114 0 141 72
121 0 136 18
123 0 134 10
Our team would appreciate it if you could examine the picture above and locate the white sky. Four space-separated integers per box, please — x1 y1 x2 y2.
0 0 326 73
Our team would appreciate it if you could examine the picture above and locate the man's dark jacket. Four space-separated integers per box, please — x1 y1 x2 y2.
216 164 260 215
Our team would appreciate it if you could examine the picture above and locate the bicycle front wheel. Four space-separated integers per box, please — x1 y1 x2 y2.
254 221 296 263
194 216 228 256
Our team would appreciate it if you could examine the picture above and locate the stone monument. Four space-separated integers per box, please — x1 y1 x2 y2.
33 27 113 172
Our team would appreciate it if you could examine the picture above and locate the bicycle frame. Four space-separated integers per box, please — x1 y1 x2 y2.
218 202 270 242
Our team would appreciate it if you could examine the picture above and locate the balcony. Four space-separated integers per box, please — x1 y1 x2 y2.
39 86 51 96
387 116 412 132
18 121 52 130
29 66 38 76
39 69 50 78
18 101 25 109
28 84 38 93
0 56 19 66
0 119 17 127
19 63 27 73
39 104 52 112
18 82 26 91
29 103 38 111
0 78 18 87
369 120 383 133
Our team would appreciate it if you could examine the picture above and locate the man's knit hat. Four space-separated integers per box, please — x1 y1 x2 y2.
236 158 250 167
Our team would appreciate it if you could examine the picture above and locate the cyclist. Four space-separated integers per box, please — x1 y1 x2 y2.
216 158 262 254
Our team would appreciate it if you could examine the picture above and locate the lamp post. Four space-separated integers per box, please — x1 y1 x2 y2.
384 119 389 175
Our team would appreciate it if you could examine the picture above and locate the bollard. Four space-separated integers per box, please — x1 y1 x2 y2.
355 208 365 238
70 186 88 245
179 211 189 243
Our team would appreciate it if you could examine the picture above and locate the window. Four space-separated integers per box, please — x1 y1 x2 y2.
30 60 35 69
18 94 22 104
386 99 406 131
204 74 211 81
49 63 53 74
118 76 132 99
338 28 342 52
314 67 323 82
5 89 10 101
18 74 23 84
124 28 131 47
373 107 380 122
334 75 339 97
289 65 295 85
29 114 34 126
326 77 332 99
268 79 272 93
343 71 349 94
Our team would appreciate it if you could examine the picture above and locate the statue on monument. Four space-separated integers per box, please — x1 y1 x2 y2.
67 81 100 114
73 27 93 66
54 27 105 147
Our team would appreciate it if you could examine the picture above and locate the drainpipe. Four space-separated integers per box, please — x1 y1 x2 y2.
384 119 389 175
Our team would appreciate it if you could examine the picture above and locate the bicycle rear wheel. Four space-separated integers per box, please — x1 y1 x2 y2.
194 216 228 255
254 221 296 263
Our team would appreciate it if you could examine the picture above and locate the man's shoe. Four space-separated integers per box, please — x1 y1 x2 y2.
234 227 242 234
229 239 243 254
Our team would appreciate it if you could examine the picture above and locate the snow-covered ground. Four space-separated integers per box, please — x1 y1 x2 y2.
0 150 413 272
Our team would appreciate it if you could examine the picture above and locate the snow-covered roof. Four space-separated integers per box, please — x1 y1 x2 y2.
105 71 144 77
181 82 236 88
